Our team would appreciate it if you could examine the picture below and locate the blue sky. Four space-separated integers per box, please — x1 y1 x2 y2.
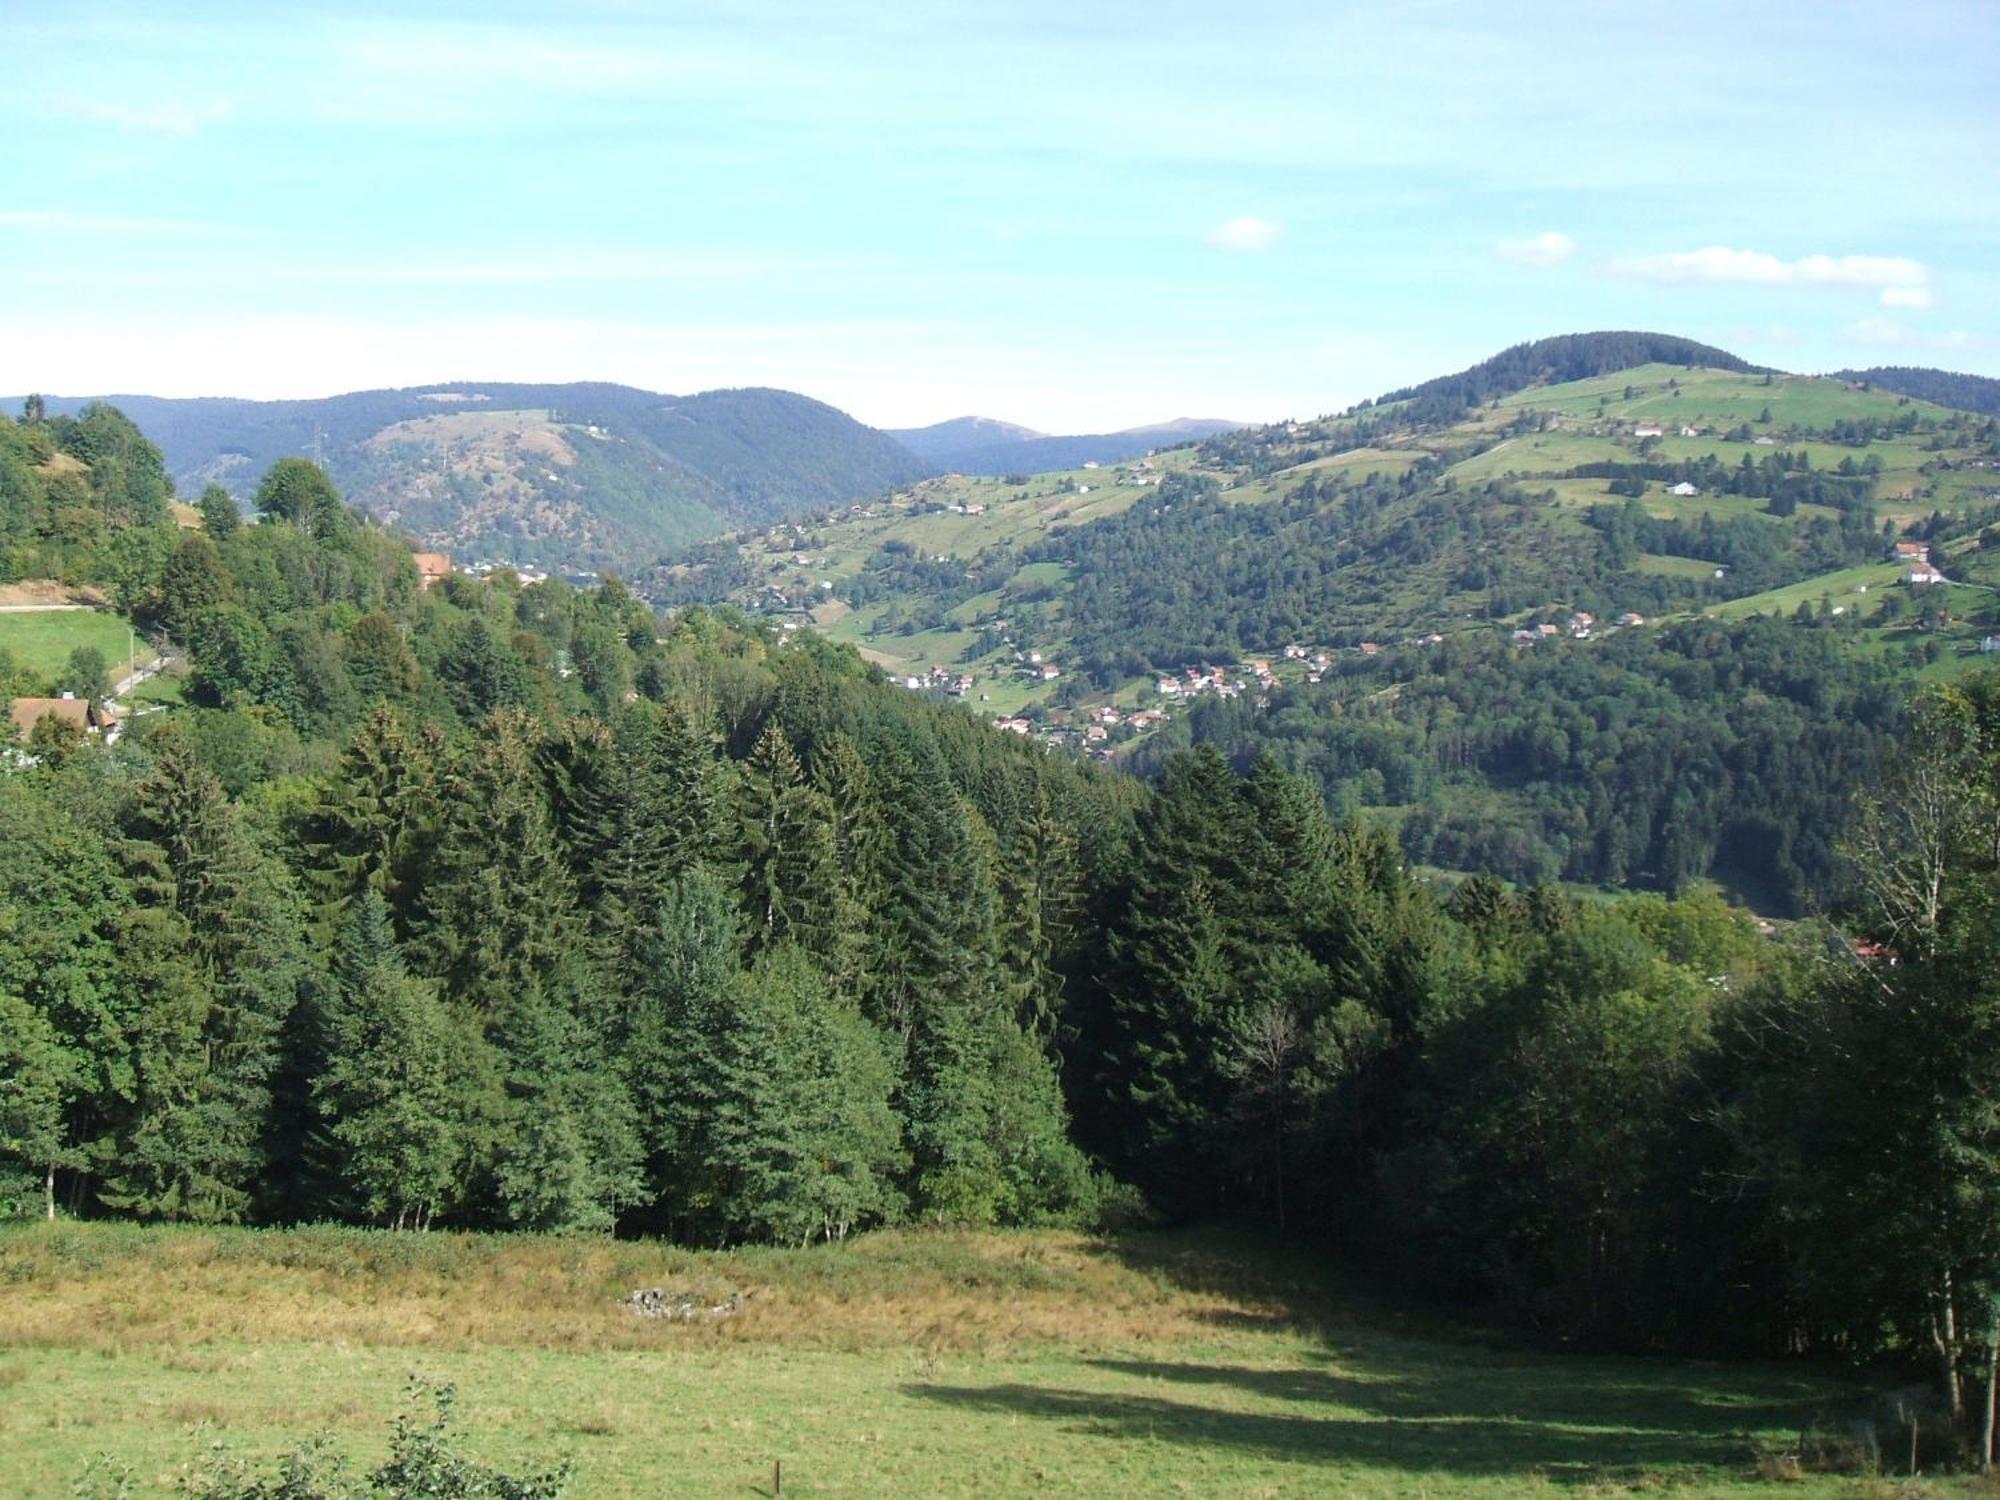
4 1 1996 431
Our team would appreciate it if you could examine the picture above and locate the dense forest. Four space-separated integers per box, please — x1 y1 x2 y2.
14 403 2000 1457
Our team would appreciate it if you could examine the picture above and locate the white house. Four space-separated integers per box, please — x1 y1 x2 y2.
1667 481 1699 497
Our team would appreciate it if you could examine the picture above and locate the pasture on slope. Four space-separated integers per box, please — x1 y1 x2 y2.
0 1223 1881 1498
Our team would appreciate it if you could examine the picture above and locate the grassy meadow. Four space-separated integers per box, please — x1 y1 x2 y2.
0 608 141 681
0 1222 1935 1498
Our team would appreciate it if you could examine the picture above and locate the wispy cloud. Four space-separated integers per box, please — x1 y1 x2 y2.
1880 285 1934 310
55 97 232 135
1608 246 1932 307
1494 231 1574 268
1846 317 1982 352
1206 216 1282 252
0 209 242 237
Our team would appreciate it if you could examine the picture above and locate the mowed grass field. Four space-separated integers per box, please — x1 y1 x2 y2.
0 608 140 681
0 1222 1904 1498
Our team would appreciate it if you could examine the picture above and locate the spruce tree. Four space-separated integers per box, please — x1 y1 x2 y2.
420 710 581 1017
106 728 310 1221
315 892 464 1229
737 722 841 961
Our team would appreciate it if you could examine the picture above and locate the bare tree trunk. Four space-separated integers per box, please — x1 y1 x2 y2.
1982 1331 1998 1472
1935 1277 1966 1426
44 1163 55 1222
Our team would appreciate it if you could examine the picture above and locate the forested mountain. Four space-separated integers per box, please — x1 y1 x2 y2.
889 414 1241 474
658 334 2000 911
17 383 931 573
1836 364 2000 416
19 397 2000 1446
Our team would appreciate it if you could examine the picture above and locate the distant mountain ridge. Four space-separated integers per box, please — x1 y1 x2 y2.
17 381 931 571
889 414 1242 474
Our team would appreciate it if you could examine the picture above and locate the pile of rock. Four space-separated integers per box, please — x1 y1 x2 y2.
622 1287 746 1322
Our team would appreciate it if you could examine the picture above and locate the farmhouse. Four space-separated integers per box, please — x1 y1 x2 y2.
1667 481 1699 497
1907 564 1946 586
1893 541 1931 564
1632 423 1664 439
8 693 116 743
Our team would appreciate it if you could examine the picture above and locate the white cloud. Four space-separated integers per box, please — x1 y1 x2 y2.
1205 216 1283 252
55 98 232 135
1608 245 1931 297
1846 317 1982 352
1880 285 1934 310
1494 231 1574 268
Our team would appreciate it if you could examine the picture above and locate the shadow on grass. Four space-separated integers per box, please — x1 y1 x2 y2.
908 1372 1803 1481
910 1230 1844 1483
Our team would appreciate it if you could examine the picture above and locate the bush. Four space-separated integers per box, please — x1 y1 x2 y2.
162 1381 570 1500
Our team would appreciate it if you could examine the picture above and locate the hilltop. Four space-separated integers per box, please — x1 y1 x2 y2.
20 382 931 574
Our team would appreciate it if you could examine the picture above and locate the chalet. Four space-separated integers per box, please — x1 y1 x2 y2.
1039 664 1061 681
997 717 1032 736
1511 628 1540 645
1359 642 1380 656
1893 541 1931 564
1679 425 1700 438
1157 677 1183 695
1908 564 1946 586
1618 611 1646 627
1085 725 1108 742
412 552 452 589
1536 622 1560 637
1667 481 1699 497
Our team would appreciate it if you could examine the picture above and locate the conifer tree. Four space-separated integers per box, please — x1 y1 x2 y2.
810 730 888 998
625 868 743 1232
421 710 581 1017
106 728 310 1221
695 945 904 1245
315 891 462 1229
489 958 645 1234
737 722 841 960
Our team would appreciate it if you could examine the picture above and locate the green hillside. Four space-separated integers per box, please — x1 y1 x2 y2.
646 332 2000 908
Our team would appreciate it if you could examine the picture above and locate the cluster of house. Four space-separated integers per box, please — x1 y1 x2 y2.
1018 650 1061 682
1156 664 1249 700
898 664 976 696
1630 423 1703 440
1510 610 1645 646
1894 540 1948 586
992 701 1172 759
